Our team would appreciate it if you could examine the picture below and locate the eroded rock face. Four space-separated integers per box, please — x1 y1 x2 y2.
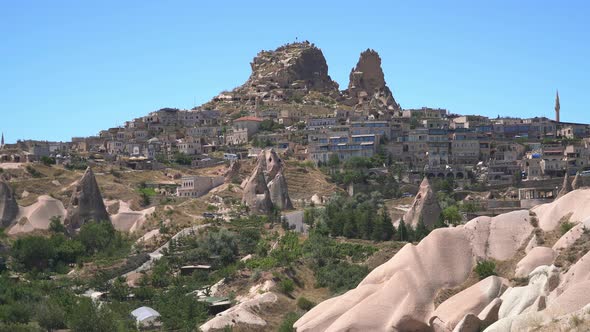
432 276 508 331
268 171 293 210
65 167 110 231
265 149 282 179
572 172 582 189
241 156 273 214
242 149 292 213
295 209 534 332
224 160 241 183
230 42 339 103
344 49 400 112
0 180 18 228
557 173 572 198
403 177 442 228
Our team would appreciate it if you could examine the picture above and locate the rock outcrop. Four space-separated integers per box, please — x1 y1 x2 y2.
294 205 536 331
403 177 441 228
65 167 110 231
557 173 572 198
8 195 66 235
242 149 293 213
343 49 400 112
242 155 273 214
268 171 293 210
215 42 340 107
0 180 18 228
296 190 590 332
572 172 582 189
224 160 241 183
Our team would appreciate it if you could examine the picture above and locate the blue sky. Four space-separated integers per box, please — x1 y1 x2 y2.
1 0 588 143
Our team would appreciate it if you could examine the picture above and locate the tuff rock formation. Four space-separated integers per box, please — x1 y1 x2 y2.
241 149 293 213
403 177 441 228
0 180 18 228
268 172 293 210
343 49 400 112
557 173 572 198
65 167 110 231
241 155 273 214
295 189 590 332
224 160 241 183
214 42 340 107
8 195 66 235
265 149 282 179
572 172 582 189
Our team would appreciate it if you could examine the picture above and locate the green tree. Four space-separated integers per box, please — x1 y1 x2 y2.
397 218 408 242
36 300 66 332
68 298 119 332
12 236 56 270
78 221 116 254
414 218 430 241
442 206 462 225
49 216 67 234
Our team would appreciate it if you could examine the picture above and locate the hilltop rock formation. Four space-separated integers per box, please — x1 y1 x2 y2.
65 167 110 231
0 180 18 228
295 190 590 332
403 177 441 228
214 42 339 107
241 149 293 213
343 49 400 112
242 155 273 214
557 173 572 198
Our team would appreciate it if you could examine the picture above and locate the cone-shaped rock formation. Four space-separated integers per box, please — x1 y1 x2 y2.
241 149 293 214
344 49 400 112
241 156 273 214
65 167 110 231
403 177 441 228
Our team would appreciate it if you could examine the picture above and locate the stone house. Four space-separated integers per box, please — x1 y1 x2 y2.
176 175 224 198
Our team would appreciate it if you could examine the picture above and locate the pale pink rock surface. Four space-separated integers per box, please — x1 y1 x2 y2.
514 247 556 278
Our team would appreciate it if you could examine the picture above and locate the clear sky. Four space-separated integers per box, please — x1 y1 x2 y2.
1 0 588 143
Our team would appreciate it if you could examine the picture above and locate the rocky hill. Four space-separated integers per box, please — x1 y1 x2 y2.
203 42 400 116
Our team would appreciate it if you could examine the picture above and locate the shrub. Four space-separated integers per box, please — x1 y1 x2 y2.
279 278 295 295
475 260 496 280
296 297 315 311
25 165 43 178
315 262 369 293
560 221 575 235
278 312 301 332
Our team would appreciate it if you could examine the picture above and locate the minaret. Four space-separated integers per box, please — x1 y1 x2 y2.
555 90 560 123
1 132 4 149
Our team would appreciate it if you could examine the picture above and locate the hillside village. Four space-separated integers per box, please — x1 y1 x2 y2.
2 41 590 331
